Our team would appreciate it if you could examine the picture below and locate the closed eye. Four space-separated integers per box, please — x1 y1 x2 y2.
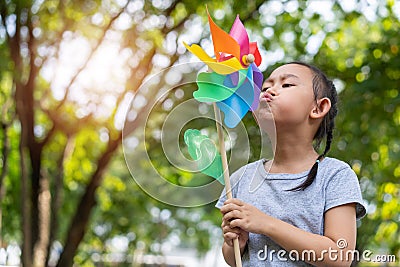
261 87 270 92
282 83 295 88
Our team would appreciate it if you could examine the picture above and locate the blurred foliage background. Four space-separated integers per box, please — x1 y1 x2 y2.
0 0 399 266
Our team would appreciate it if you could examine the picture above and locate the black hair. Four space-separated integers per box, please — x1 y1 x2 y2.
286 62 338 191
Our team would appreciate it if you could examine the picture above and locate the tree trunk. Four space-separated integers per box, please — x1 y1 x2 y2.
45 136 75 266
29 145 41 261
56 137 121 267
0 122 10 248
33 169 51 267
19 130 32 267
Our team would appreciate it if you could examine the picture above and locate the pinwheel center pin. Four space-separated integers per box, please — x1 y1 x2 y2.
243 54 255 65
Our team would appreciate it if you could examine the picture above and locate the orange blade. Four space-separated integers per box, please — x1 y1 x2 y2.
207 8 241 62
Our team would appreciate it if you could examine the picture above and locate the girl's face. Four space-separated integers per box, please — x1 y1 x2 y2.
256 64 316 130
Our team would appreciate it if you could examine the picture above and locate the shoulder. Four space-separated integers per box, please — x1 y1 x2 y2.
319 157 360 191
321 157 352 171
319 157 356 181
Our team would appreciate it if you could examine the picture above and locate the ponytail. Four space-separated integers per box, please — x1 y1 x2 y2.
287 63 338 191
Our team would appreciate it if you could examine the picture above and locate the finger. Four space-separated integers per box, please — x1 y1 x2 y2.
224 198 245 206
229 218 243 229
222 225 242 235
222 220 231 229
220 203 242 214
223 210 242 221
220 204 233 214
221 217 231 227
224 232 238 241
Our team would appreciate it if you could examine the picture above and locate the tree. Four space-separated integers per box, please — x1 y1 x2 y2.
0 0 265 266
1 0 399 266
125 0 400 264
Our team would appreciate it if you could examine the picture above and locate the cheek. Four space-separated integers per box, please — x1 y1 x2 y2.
273 98 311 124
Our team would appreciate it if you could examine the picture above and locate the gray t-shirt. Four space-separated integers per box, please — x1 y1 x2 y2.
216 157 366 267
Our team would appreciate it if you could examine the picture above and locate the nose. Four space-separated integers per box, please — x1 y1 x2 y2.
259 86 277 102
262 87 277 97
266 88 277 96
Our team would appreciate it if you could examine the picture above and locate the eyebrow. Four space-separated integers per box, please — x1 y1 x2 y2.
264 73 300 84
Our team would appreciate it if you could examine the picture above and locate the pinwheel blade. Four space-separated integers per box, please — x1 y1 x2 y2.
184 8 264 128
194 69 248 102
183 42 244 74
249 42 262 66
207 8 241 62
217 67 255 128
250 63 263 111
229 15 249 65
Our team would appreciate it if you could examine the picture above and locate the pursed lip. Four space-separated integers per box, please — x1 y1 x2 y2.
261 92 274 102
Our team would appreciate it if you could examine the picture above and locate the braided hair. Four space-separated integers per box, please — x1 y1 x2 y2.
287 62 338 191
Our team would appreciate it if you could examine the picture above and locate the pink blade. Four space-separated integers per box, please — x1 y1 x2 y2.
229 15 249 66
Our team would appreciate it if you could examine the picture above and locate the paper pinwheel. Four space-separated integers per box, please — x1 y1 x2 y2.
183 10 263 267
184 8 263 128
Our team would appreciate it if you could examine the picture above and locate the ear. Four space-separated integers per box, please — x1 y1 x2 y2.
310 97 331 119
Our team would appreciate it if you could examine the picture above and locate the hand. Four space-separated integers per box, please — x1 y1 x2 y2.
221 198 269 235
221 215 249 249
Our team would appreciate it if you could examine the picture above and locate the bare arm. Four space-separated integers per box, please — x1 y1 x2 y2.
221 199 357 267
221 210 249 266
222 242 247 267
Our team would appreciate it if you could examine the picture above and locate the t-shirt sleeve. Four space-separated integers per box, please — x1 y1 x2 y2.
324 166 367 220
215 187 227 210
215 167 244 209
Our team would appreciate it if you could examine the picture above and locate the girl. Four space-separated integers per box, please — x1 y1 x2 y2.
216 62 366 266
